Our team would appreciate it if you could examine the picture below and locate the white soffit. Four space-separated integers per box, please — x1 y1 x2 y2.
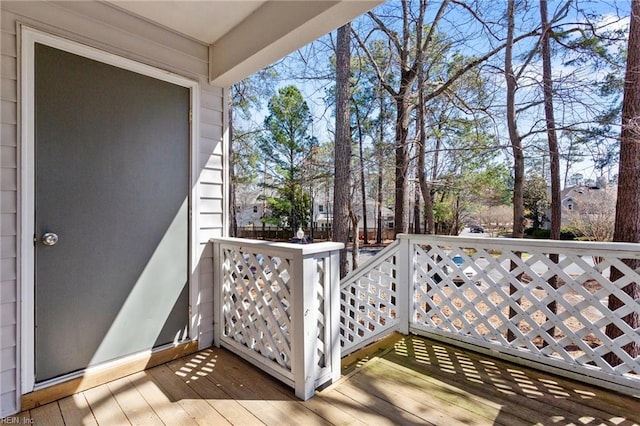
108 1 267 44
107 1 384 86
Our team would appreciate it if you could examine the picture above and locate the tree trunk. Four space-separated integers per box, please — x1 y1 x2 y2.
540 0 560 241
540 0 561 343
605 0 640 366
349 208 360 271
425 120 443 235
376 84 385 244
394 91 411 237
417 72 431 235
506 0 524 342
228 95 238 237
333 23 352 278
358 122 369 244
413 181 421 234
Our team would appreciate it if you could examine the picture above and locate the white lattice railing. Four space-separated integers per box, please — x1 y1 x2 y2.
211 238 343 400
340 240 402 356
340 234 640 396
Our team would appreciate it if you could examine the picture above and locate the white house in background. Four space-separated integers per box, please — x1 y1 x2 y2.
0 0 382 416
235 187 271 227
314 198 395 236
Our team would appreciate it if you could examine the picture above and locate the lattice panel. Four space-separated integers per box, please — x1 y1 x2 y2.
340 244 401 355
221 248 293 371
411 240 640 382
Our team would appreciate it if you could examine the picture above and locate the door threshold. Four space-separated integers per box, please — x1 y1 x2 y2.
21 340 199 410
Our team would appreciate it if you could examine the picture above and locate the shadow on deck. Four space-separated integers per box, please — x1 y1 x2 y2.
12 334 640 425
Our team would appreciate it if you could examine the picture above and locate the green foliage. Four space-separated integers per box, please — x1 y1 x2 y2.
230 67 278 186
232 67 278 119
259 85 317 231
523 176 550 229
524 227 578 240
264 184 311 230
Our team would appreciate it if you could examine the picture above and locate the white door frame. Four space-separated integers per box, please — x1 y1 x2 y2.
20 26 201 393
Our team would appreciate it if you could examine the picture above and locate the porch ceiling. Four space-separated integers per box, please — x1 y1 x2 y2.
107 1 383 86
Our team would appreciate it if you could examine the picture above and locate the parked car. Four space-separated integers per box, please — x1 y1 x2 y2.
443 254 479 286
470 225 484 233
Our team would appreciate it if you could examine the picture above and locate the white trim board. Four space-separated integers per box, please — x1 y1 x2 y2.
19 26 201 394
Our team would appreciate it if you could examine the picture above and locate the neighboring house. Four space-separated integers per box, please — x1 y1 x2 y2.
352 201 396 234
560 180 617 226
311 196 394 234
235 188 271 227
0 1 381 416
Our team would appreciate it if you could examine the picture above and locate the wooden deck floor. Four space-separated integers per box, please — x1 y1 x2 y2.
11 335 640 425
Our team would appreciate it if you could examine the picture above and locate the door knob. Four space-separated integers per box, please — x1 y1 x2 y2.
42 232 59 246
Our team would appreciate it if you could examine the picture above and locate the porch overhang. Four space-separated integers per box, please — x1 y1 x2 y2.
207 1 382 86
108 0 383 87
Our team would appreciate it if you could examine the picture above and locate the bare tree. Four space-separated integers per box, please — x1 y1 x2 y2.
354 0 536 237
476 205 513 236
540 0 564 241
566 187 616 242
505 0 526 240
333 23 352 278
540 0 566 343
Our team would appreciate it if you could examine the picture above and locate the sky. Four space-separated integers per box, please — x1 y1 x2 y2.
236 0 631 189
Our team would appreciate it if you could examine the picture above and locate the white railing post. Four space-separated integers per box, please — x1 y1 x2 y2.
211 238 343 400
211 239 222 348
327 248 342 385
289 243 343 400
291 252 315 400
397 234 412 334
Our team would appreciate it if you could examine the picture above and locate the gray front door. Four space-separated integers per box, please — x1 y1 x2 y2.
34 43 190 382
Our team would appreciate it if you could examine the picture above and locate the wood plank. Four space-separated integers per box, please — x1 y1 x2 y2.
166 354 264 426
202 348 295 400
11 411 32 425
191 356 309 425
360 357 529 426
334 380 436 426
217 353 361 426
58 393 97 426
341 332 404 372
127 371 197 426
21 341 199 410
383 337 640 424
29 402 64 426
299 393 369 426
107 375 163 425
177 348 332 425
147 365 232 426
83 383 130 425
347 373 480 426
313 387 401 426
397 336 640 417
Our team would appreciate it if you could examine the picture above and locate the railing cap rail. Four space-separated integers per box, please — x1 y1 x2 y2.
211 237 344 256
396 233 640 256
340 240 401 286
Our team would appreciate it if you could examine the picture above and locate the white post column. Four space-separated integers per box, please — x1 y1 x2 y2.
291 242 343 400
327 247 342 385
292 251 316 400
397 234 412 335
211 240 222 348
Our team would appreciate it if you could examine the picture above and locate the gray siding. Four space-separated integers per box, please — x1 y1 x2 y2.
0 1 225 416
1 9 19 415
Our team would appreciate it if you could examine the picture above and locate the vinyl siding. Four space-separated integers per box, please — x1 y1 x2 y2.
0 1 226 416
1 9 19 417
